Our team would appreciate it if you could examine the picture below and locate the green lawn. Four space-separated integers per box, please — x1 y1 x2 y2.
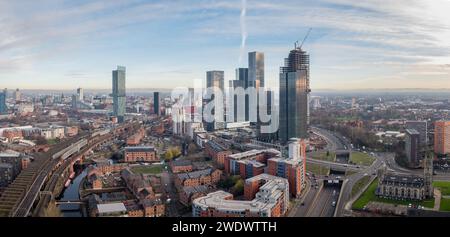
131 165 164 175
440 198 450 212
433 181 450 196
350 152 375 166
306 163 330 176
310 152 336 162
351 175 371 198
352 178 435 210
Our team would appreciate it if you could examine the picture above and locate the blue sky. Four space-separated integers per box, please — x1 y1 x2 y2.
1 0 449 90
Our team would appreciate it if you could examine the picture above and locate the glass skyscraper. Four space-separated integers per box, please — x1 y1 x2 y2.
112 66 126 123
0 92 6 114
205 71 225 131
248 52 264 88
279 48 311 144
153 92 160 116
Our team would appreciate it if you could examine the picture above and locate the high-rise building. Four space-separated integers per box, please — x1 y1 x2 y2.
229 68 248 122
153 92 160 116
0 91 6 114
112 66 126 123
13 88 21 102
257 90 277 142
204 71 225 131
405 121 428 146
248 52 264 88
77 88 84 102
278 47 311 143
434 121 450 155
267 138 307 197
405 129 421 167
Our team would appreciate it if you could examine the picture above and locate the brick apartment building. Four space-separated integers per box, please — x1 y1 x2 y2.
435 121 450 155
175 168 222 189
205 140 232 167
170 159 193 174
124 146 158 163
192 174 289 217
224 149 281 179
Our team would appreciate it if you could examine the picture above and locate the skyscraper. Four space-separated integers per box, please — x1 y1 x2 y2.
248 52 264 88
13 89 21 102
278 47 311 143
0 91 6 114
405 121 428 146
153 92 160 116
112 66 126 123
205 71 225 131
229 68 248 122
77 88 84 102
405 129 421 168
434 121 450 155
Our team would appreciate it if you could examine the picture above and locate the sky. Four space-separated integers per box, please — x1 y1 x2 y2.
1 0 450 90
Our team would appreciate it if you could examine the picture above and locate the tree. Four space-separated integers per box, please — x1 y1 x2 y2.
164 150 174 161
231 179 245 196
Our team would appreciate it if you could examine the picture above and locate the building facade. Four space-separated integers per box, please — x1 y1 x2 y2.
192 174 289 217
434 121 450 155
405 121 427 146
278 48 310 144
112 66 126 123
405 129 421 168
124 147 158 163
204 71 225 131
205 140 232 167
153 92 160 115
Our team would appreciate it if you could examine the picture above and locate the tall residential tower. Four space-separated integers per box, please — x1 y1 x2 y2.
112 66 126 123
278 47 311 144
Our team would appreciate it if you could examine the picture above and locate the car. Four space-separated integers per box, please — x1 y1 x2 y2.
331 201 336 207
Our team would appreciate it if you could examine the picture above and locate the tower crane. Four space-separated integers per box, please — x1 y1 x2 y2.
295 28 312 50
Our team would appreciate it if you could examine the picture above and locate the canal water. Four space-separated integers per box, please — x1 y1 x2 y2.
57 166 87 217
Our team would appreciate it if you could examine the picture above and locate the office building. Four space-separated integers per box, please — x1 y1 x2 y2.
229 68 248 122
278 47 311 143
112 66 126 123
406 121 427 146
153 92 160 115
77 88 84 102
248 52 264 88
13 89 21 102
0 91 6 114
435 121 450 155
204 71 225 131
405 129 421 168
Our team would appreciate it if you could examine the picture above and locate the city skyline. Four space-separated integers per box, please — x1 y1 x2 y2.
1 0 450 90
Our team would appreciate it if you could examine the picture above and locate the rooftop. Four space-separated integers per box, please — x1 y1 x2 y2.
97 202 127 214
125 146 155 153
228 149 280 160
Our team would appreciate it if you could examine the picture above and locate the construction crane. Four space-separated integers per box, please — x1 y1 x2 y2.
295 28 312 50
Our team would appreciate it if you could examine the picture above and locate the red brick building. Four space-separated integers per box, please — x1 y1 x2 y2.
224 149 280 179
170 159 193 174
205 140 231 167
192 174 289 217
175 168 222 189
124 147 158 163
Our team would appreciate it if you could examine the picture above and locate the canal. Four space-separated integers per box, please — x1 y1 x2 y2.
57 165 87 217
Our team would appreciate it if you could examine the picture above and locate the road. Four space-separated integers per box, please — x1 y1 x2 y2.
306 185 340 217
161 170 182 217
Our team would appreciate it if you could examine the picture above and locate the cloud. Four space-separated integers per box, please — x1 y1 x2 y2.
0 0 449 89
